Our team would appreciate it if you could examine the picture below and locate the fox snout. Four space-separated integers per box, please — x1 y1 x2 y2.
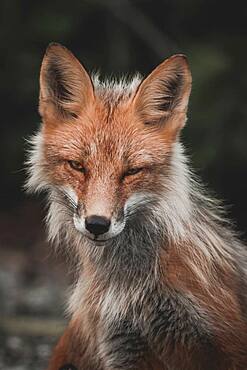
72 193 126 243
74 211 126 243
72 191 155 243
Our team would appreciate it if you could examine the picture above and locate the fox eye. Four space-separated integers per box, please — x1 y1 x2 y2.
68 160 86 173
122 167 144 179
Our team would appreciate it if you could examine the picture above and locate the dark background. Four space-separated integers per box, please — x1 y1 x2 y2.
0 1 246 369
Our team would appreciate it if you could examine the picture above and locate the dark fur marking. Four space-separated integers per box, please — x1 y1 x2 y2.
101 319 147 369
137 289 213 360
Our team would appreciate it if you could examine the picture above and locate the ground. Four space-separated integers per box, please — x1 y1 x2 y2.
0 203 69 369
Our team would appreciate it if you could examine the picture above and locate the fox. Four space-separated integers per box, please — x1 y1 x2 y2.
26 43 247 370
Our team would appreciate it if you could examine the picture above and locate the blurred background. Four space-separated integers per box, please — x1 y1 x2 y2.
0 0 246 369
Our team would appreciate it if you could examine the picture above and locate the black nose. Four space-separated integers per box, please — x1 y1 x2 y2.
85 215 111 236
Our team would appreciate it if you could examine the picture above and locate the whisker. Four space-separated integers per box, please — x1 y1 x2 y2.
55 187 78 210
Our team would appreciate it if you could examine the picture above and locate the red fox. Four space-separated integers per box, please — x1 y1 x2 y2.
26 43 247 370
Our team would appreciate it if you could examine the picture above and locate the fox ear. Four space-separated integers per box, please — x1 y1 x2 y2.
39 43 94 121
132 54 192 134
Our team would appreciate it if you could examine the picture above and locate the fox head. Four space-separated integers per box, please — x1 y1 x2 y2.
27 43 192 248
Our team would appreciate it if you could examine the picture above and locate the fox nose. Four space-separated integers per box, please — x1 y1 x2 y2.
85 215 111 236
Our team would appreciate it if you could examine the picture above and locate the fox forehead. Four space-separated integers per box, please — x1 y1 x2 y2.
42 103 169 166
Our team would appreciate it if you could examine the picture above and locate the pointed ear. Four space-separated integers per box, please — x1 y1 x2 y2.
39 43 94 121
132 54 192 134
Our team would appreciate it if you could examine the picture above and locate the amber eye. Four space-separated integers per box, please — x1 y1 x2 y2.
68 160 86 173
122 167 144 179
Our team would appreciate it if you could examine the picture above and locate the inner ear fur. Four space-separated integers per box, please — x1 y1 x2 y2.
132 54 192 131
39 43 94 121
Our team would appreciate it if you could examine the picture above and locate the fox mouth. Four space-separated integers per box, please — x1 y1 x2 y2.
85 234 116 245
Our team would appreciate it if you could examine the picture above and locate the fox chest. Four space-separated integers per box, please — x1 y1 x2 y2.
95 287 212 370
